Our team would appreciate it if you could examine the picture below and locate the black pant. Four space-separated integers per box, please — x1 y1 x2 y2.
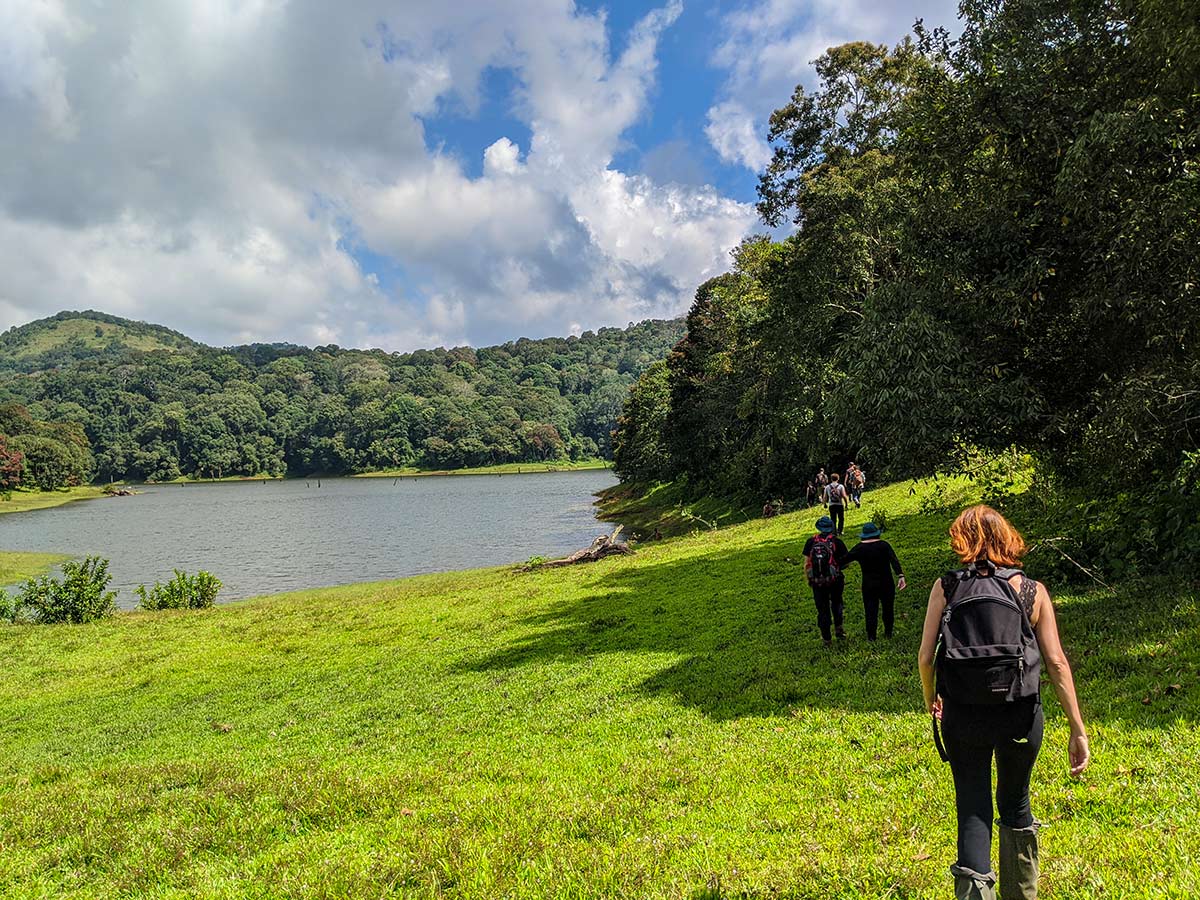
828 503 845 534
941 699 1044 875
862 581 895 639
812 578 845 641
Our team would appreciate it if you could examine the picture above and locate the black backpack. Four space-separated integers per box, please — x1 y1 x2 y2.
935 563 1042 705
808 534 841 586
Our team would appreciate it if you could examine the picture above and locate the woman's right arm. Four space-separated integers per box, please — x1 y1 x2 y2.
917 581 946 717
1032 583 1091 776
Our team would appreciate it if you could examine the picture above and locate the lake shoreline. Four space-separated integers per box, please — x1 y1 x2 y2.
0 470 619 606
0 485 110 517
352 459 611 478
0 463 612 519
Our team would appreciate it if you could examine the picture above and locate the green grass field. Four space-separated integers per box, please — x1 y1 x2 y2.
0 479 1195 898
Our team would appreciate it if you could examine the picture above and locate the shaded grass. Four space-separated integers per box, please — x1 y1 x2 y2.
596 480 763 538
0 479 1196 898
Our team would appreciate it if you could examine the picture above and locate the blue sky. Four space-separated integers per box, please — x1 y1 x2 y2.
0 0 961 351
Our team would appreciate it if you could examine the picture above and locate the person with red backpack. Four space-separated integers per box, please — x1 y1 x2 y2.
917 505 1089 900
804 515 849 645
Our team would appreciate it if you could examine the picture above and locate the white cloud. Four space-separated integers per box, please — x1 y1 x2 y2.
705 101 772 172
0 0 80 137
483 138 523 177
705 0 962 171
0 0 754 351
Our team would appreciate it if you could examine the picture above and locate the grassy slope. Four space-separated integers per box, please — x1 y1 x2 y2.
0 480 1196 899
596 480 760 538
0 315 196 361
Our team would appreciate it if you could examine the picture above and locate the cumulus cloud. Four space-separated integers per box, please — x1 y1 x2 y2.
0 0 754 350
705 0 962 172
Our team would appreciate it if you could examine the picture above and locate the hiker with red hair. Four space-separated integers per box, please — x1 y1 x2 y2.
918 505 1089 900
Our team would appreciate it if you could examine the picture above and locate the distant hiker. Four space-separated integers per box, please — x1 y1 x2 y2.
652 527 663 540
917 505 1089 900
842 522 905 640
823 473 848 534
804 515 848 645
846 463 865 508
804 479 817 507
815 467 829 494
763 500 777 518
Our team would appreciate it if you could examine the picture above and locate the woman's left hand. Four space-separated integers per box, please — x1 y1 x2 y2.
898 575 907 591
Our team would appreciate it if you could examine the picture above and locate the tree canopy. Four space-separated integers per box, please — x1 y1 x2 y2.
614 0 1199 503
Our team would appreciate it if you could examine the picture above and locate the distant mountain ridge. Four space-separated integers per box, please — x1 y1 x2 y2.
0 310 679 373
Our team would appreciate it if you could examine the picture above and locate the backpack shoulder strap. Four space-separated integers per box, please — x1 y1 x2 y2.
991 567 1024 605
940 569 966 603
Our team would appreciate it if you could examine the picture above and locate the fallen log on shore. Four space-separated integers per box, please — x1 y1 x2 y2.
535 525 634 568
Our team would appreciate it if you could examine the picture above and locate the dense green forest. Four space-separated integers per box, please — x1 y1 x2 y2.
0 404 92 493
0 310 682 483
613 0 1199 576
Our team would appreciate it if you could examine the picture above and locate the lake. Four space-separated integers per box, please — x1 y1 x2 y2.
0 471 618 607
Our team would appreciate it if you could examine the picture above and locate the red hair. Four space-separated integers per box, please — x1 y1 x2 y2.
949 504 1026 566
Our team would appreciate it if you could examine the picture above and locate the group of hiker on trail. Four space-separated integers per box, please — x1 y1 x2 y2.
802 463 866 528
800 504 1090 900
804 514 903 643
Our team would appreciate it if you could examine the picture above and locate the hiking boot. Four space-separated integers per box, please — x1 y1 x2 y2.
998 823 1039 899
951 864 997 900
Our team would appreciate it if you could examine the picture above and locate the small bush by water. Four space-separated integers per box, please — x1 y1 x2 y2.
14 555 116 624
136 570 222 610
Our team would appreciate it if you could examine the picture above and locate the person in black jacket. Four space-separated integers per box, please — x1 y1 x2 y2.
842 521 906 639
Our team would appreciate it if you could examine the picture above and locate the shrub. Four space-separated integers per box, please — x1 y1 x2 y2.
1016 451 1200 584
18 556 116 624
0 588 15 623
866 503 891 532
136 570 222 610
966 447 1033 508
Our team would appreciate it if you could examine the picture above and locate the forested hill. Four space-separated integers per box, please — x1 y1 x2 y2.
0 311 684 481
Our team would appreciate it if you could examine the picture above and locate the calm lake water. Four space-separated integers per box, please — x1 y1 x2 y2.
0 471 618 607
